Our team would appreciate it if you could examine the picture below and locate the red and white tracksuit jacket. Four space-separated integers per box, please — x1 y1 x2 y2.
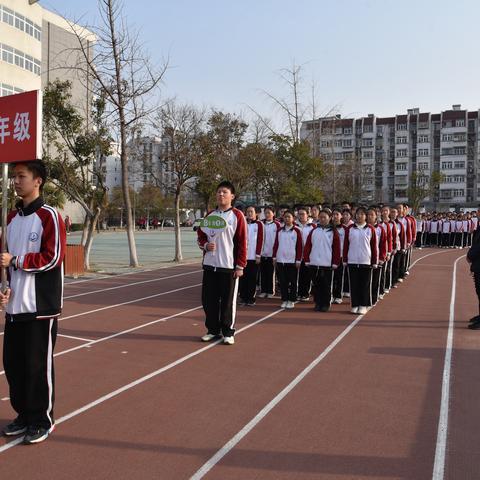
246 219 264 261
343 223 378 266
197 207 247 271
261 219 281 258
6 197 66 322
273 225 303 264
303 225 341 267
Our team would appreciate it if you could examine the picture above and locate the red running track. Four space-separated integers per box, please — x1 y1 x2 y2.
0 250 477 479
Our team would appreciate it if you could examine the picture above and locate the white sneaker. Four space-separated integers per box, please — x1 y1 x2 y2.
405 271 410 276
266 294 275 299
299 296 309 302
281 301 288 308
333 298 343 304
257 293 267 298
201 333 219 342
286 301 295 309
344 292 351 298
398 278 403 283
379 294 384 300
384 289 390 293
357 306 368 315
223 336 235 345
351 307 359 314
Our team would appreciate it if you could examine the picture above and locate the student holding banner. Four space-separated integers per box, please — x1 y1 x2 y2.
197 181 247 345
0 160 66 445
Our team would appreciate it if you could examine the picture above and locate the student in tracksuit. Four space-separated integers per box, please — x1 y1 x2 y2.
429 215 441 247
367 207 387 305
197 181 247 346
0 160 66 445
380 206 395 293
303 209 341 312
259 206 280 298
397 204 413 276
343 206 378 315
296 207 315 301
239 206 264 306
332 208 347 304
389 207 406 287
273 211 302 309
467 226 480 329
455 214 464 248
341 208 354 298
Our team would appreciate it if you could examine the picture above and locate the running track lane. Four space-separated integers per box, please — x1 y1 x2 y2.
0 249 465 479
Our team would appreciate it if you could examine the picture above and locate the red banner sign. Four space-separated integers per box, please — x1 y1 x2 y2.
0 90 41 163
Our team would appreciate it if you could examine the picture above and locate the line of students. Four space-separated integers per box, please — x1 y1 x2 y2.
414 211 477 249
237 202 417 315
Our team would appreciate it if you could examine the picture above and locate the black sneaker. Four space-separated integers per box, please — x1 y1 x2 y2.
3 418 27 436
23 425 54 445
246 301 256 307
469 315 480 324
468 322 480 330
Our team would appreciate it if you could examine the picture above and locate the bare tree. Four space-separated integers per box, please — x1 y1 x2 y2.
151 101 205 261
66 0 168 267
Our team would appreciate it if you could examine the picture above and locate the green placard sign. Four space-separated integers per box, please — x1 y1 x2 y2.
201 215 227 230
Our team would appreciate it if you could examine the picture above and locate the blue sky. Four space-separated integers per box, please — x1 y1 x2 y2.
41 0 480 125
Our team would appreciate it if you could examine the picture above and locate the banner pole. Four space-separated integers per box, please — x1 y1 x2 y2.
1 162 8 293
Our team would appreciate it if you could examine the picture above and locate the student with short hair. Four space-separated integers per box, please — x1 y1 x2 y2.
390 207 406 287
273 211 302 309
239 206 264 306
331 208 347 303
0 160 66 445
341 208 354 298
258 206 280 298
296 207 315 301
379 206 395 293
367 207 387 305
197 181 247 345
343 206 378 315
303 209 341 312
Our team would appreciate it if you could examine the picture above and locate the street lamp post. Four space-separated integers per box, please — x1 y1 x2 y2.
118 207 123 228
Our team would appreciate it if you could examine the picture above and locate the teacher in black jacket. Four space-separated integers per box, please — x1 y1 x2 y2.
467 217 480 329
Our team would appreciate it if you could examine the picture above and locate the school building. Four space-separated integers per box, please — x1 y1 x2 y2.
301 105 480 209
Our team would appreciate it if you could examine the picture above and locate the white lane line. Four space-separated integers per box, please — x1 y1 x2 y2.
0 308 285 454
64 269 201 299
0 250 453 453
0 283 202 337
65 261 200 285
0 306 203 377
432 254 465 480
190 250 462 480
190 312 365 480
57 334 93 342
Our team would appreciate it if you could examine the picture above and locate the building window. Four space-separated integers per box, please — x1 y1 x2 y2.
0 5 42 41
343 127 352 134
397 123 407 131
363 125 373 133
442 134 453 142
418 149 429 156
334 140 342 147
363 139 373 147
418 162 429 170
441 161 453 169
395 163 407 171
454 161 465 169
453 189 465 197
396 149 408 157
0 43 41 76
418 135 429 143
363 151 373 159
396 136 408 144
455 119 465 127
343 139 352 147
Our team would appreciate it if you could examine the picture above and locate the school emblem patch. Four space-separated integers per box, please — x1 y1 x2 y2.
29 232 39 242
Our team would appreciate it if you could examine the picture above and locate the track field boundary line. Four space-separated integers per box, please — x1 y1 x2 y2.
0 250 455 454
65 260 200 285
190 250 462 480
432 254 465 480
0 283 202 338
0 308 285 454
0 305 204 377
64 269 201 299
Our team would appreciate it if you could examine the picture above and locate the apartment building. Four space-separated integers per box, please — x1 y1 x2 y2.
301 105 480 209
